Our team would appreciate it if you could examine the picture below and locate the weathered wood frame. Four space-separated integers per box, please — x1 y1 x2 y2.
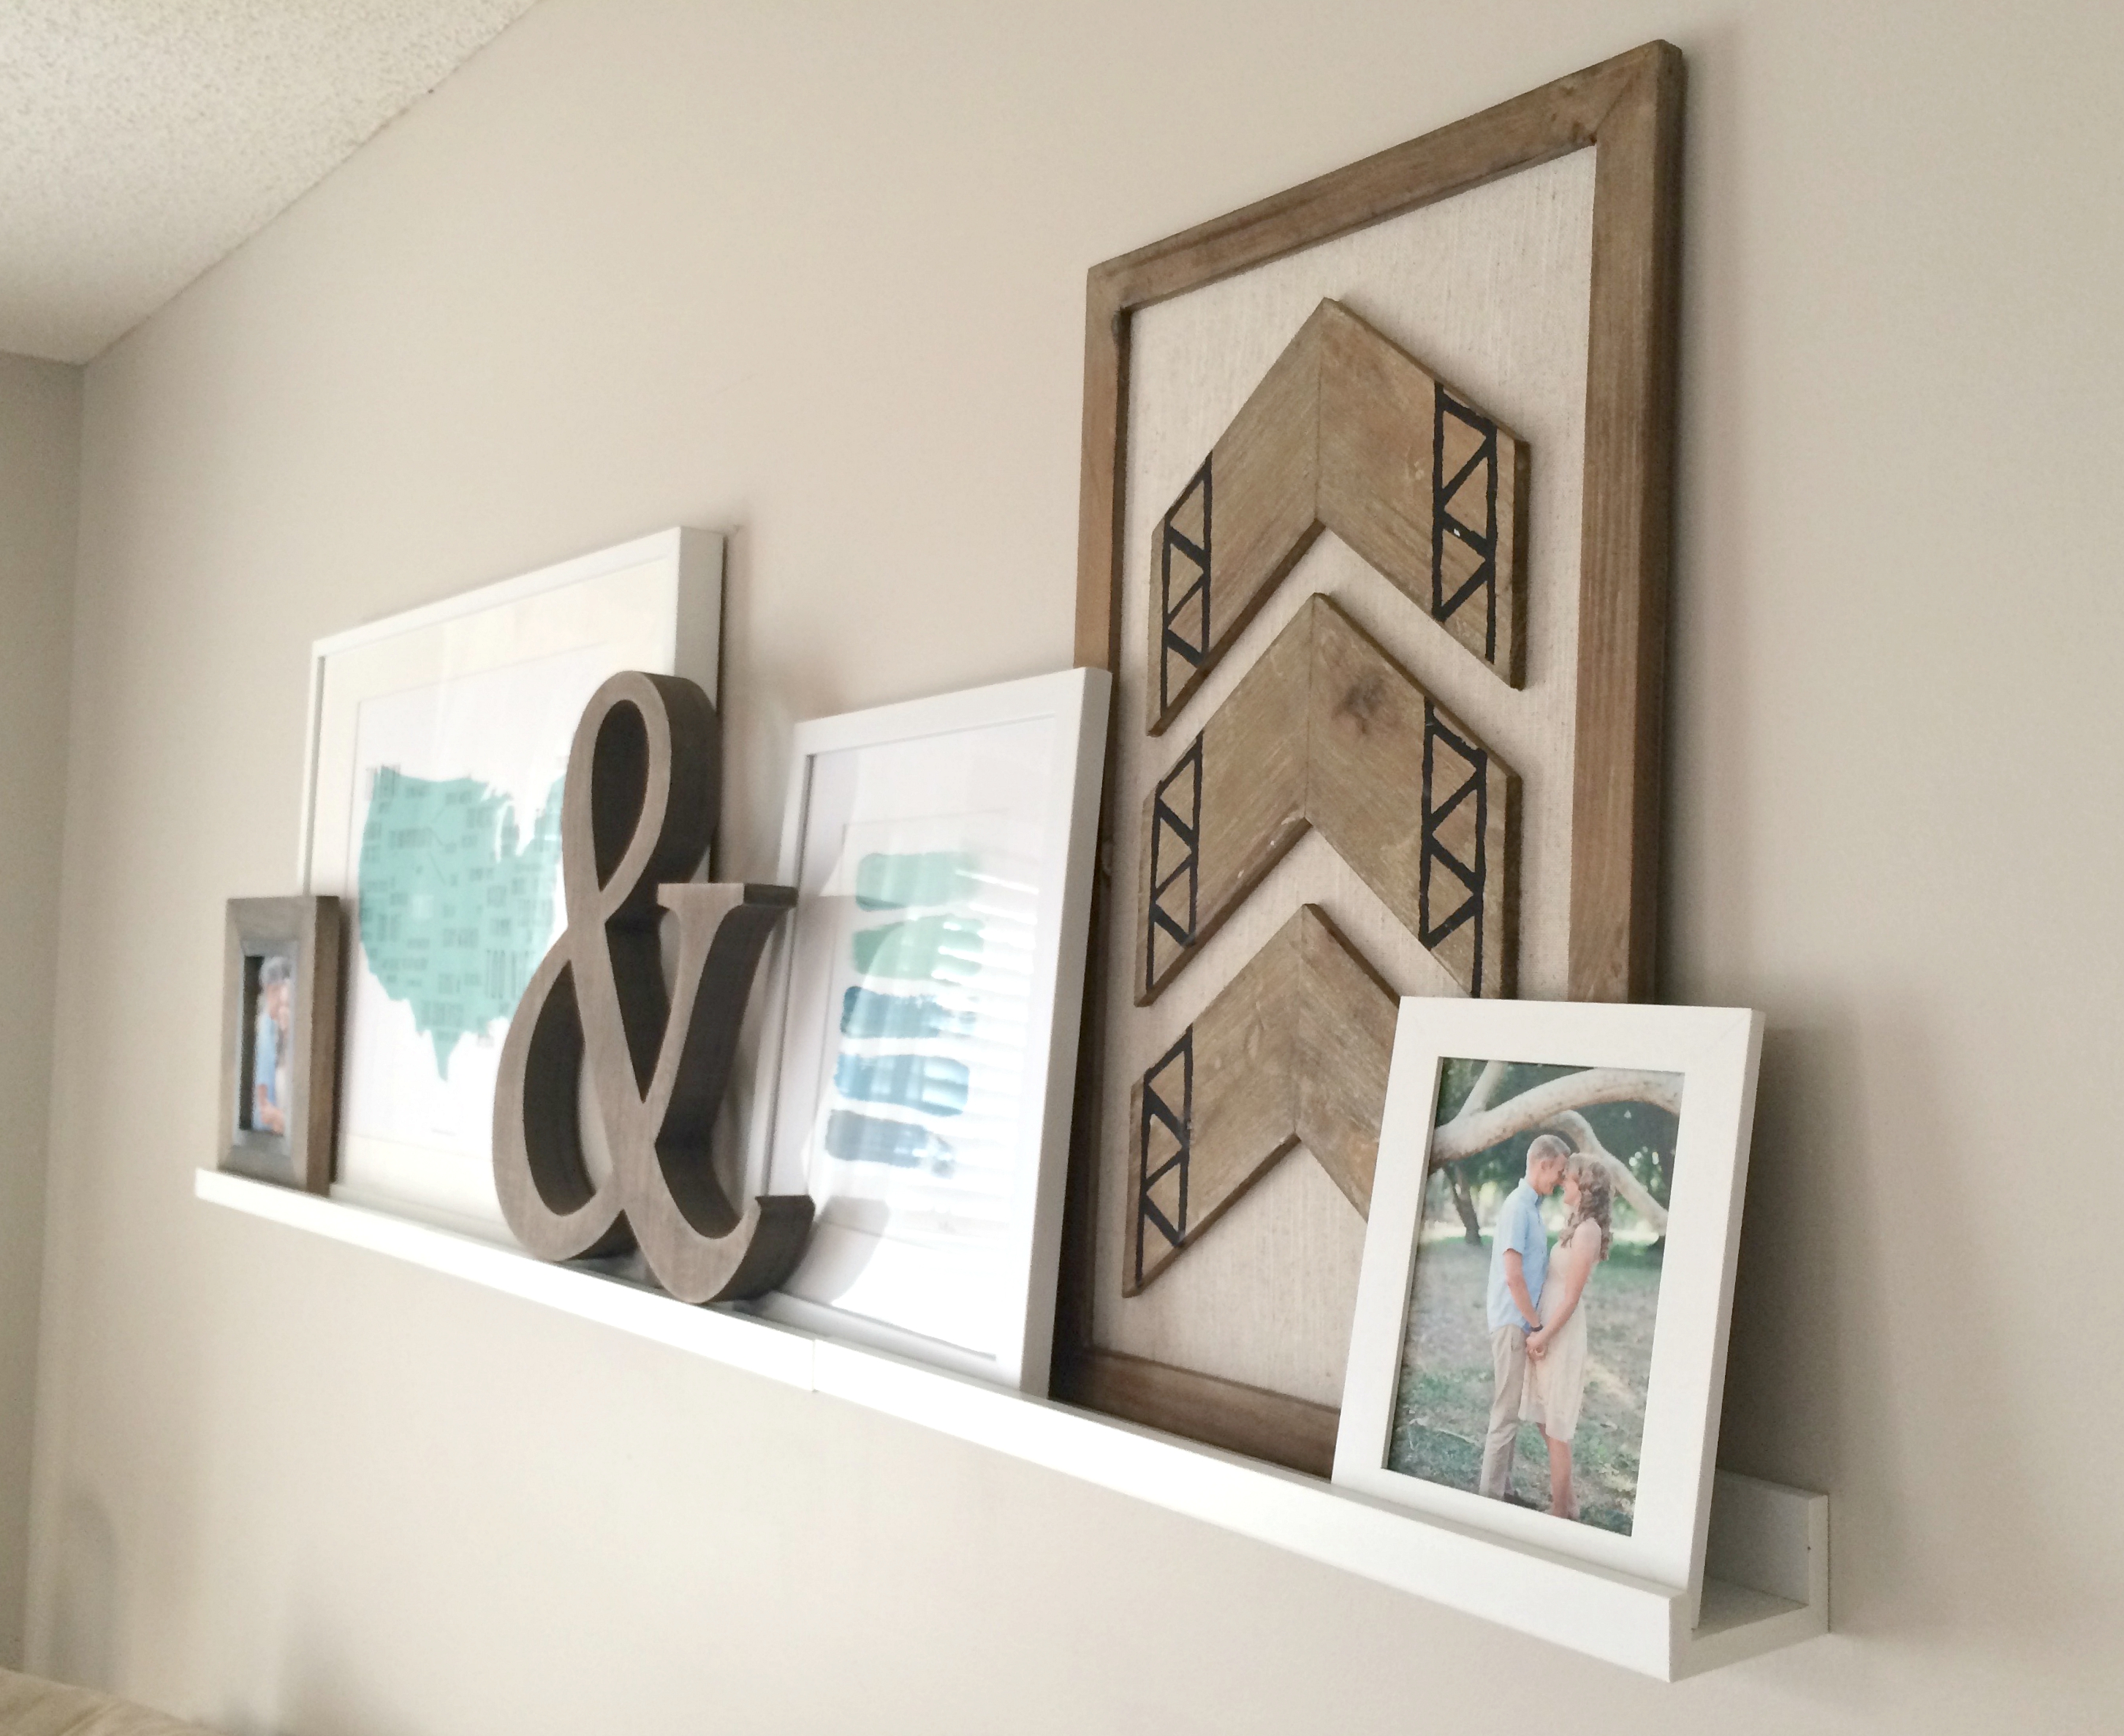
1055 42 1685 1472
219 895 344 1194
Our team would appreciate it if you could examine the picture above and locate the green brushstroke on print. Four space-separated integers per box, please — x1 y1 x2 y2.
851 914 984 982
357 766 565 1078
854 850 977 911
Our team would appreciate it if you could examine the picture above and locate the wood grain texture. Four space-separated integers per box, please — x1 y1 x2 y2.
1076 276 1131 675
1062 42 1683 1468
1570 42 1683 1004
1069 43 1642 676
300 899 345 1191
1148 299 1526 732
1319 300 1529 689
1079 55 1637 336
1126 905 1395 1295
1136 594 1517 1003
219 895 343 1194
492 670 813 1305
1052 1346 1338 1477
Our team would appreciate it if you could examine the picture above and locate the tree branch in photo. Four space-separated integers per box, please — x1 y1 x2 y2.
1430 1067 1680 1162
1457 1056 1512 1121
1427 1066 1681 1240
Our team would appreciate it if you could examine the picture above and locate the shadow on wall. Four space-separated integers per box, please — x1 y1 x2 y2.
44 1491 118 1692
217 1619 396 1736
1721 1009 2061 1648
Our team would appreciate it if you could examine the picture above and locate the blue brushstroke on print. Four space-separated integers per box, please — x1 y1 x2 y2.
839 987 977 1042
824 1110 955 1177
834 1051 971 1117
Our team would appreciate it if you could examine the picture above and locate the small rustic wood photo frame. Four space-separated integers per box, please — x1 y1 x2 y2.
220 896 344 1192
1056 42 1684 1473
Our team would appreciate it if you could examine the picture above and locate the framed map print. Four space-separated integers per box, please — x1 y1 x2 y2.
300 528 723 1233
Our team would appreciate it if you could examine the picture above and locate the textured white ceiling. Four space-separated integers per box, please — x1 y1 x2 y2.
0 0 542 363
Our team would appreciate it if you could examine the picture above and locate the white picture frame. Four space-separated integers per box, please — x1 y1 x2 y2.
745 667 1111 1391
1335 998 1762 1606
300 527 724 1234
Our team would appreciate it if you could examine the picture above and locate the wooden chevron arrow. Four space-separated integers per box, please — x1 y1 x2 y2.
1127 905 1396 1294
1135 592 1517 1004
1148 297 1528 735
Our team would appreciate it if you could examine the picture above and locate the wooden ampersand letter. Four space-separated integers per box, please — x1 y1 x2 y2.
493 670 813 1303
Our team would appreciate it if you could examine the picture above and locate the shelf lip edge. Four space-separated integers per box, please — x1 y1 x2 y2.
193 1167 1827 1680
811 1334 1688 1675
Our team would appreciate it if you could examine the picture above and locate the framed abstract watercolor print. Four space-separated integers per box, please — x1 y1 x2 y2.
1334 996 1760 1605
300 528 722 1232
747 668 1110 1389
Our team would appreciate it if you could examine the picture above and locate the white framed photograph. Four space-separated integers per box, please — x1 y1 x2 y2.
301 527 723 1233
746 667 1111 1390
1335 998 1761 1601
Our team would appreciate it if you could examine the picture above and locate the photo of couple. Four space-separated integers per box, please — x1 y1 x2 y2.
245 952 296 1140
1389 1056 1683 1535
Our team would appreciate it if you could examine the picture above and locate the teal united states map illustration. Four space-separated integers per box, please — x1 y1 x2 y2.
356 767 566 1077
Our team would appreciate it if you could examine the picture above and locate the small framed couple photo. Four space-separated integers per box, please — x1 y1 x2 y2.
1335 998 1762 1595
219 897 344 1193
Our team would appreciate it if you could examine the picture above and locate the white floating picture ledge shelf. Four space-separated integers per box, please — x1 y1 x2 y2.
195 1167 1826 1680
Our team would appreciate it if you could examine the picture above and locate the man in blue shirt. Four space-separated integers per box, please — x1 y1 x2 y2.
1479 1133 1570 1501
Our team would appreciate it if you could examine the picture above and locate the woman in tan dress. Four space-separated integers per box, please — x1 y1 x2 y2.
1522 1154 1614 1521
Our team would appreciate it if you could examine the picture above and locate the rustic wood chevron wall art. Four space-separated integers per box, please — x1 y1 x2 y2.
1137 591 1517 1008
1055 42 1683 1476
1127 903 1396 1294
492 670 815 1305
1148 297 1528 732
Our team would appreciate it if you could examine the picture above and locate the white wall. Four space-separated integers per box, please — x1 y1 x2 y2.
0 349 79 1669
24 1 2124 1729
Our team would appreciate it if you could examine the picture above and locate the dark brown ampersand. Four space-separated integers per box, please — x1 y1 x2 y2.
492 670 813 1303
